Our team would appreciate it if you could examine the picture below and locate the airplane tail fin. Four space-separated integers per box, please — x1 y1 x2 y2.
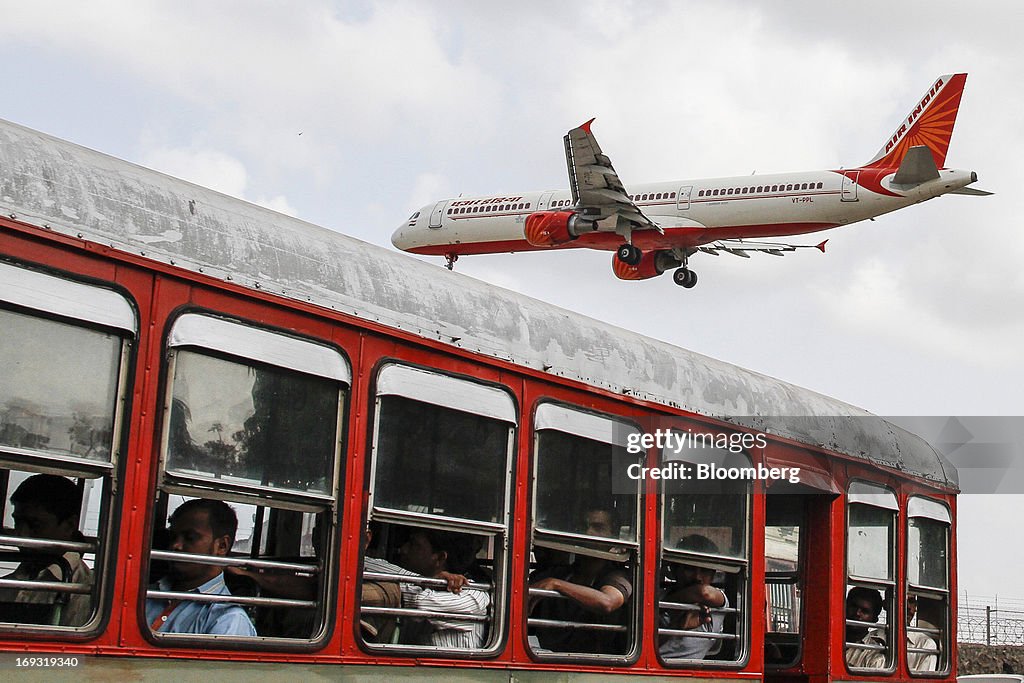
864 73 967 170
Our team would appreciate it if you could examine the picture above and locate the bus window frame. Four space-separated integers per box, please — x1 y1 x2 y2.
0 261 137 638
905 495 951 678
361 361 517 658
145 311 349 649
656 425 752 669
844 478 899 677
525 400 643 667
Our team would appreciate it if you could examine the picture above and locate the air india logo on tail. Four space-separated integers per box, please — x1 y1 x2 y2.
884 76 944 154
868 73 967 170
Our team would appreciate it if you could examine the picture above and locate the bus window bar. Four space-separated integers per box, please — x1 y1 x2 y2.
0 578 91 594
146 590 316 610
150 550 320 574
908 625 942 636
661 549 747 574
766 571 799 583
847 575 896 589
659 600 740 615
161 479 332 514
908 646 942 655
360 606 488 623
534 527 639 552
659 627 739 641
0 447 116 474
846 641 887 652
369 507 507 535
527 617 627 633
907 583 949 598
846 618 890 631
363 571 491 593
0 534 96 555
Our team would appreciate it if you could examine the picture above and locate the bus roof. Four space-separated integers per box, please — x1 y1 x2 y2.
0 118 957 490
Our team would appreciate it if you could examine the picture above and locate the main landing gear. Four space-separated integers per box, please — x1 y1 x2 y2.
444 253 459 271
672 267 697 288
616 243 642 266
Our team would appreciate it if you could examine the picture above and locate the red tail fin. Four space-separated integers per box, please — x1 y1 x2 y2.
864 73 967 170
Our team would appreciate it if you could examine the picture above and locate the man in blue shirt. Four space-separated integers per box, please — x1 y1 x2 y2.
146 498 256 636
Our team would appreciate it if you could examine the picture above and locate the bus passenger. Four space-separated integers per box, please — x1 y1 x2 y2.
659 535 728 660
528 507 633 654
845 586 886 668
365 527 487 649
146 499 257 636
0 474 93 626
906 594 939 671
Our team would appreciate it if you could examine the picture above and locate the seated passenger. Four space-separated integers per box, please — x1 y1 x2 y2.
365 527 487 649
906 594 939 671
145 499 257 636
528 507 633 654
845 586 886 668
659 535 728 660
0 474 93 626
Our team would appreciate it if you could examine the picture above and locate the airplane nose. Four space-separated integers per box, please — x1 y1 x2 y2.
391 225 408 250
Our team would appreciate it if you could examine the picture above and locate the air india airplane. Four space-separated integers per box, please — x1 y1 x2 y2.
392 73 990 288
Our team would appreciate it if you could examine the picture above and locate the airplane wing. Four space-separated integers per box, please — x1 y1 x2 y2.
697 238 829 258
564 120 661 234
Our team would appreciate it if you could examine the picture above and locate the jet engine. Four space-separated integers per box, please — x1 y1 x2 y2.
611 250 682 280
524 210 590 247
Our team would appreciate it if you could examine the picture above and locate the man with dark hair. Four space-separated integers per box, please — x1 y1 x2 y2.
528 507 633 655
906 593 939 671
845 586 886 668
364 526 488 649
145 498 256 636
659 534 728 660
0 474 93 626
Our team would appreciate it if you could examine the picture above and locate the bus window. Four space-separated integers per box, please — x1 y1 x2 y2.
363 364 515 654
0 262 135 634
147 313 347 644
765 495 805 667
906 496 950 675
658 433 749 666
527 404 640 662
845 481 897 673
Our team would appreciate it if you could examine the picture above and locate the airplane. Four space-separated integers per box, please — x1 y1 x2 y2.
391 73 990 288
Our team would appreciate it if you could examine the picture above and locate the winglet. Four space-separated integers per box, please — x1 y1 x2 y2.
816 240 828 253
580 118 596 134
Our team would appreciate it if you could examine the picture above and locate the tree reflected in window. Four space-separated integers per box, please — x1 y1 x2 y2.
166 351 338 494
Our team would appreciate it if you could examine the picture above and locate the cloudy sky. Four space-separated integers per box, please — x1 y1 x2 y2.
2 1 1021 605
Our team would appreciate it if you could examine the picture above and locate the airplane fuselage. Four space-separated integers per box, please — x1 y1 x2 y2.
393 166 976 256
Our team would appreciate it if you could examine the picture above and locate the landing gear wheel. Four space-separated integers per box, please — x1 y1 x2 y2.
673 268 698 288
616 243 642 266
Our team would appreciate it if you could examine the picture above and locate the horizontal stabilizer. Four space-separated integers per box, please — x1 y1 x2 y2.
892 145 940 185
950 186 994 196
702 238 830 257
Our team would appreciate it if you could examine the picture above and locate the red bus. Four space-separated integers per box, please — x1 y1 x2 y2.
0 118 956 680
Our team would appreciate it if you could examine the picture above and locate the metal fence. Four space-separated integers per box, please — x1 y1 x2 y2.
959 604 1024 645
